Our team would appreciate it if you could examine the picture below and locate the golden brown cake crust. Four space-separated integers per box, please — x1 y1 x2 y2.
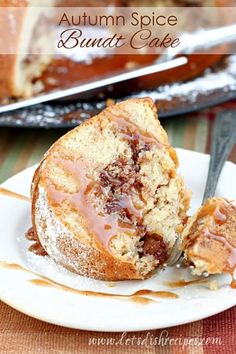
182 198 236 275
0 1 28 98
32 162 147 281
32 97 190 280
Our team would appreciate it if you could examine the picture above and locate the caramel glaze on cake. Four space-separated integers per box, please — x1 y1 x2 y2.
31 98 190 281
182 198 236 276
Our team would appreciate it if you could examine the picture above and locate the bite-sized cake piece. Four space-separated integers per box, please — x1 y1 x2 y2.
0 0 54 100
31 98 190 281
182 198 236 276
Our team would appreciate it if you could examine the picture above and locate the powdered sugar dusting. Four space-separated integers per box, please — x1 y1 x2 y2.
20 234 107 292
17 185 124 293
56 26 111 64
18 224 166 295
18 229 229 298
34 187 99 278
135 55 236 102
1 56 236 127
32 186 140 290
12 154 234 299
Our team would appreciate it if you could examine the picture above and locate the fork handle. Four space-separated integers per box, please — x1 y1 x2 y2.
202 111 236 203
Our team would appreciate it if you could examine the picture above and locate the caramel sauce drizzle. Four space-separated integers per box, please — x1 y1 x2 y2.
164 278 207 288
166 277 236 290
230 279 236 289
47 163 131 250
214 208 227 225
110 113 163 148
2 262 23 270
46 114 165 250
184 200 229 250
183 200 236 289
29 278 177 302
0 187 30 202
0 188 46 256
198 201 228 226
129 296 153 304
26 227 48 257
0 261 178 303
203 228 236 273
28 243 48 257
25 227 38 241
185 227 236 290
134 289 178 298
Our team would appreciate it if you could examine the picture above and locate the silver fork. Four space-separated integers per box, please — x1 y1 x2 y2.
167 111 236 267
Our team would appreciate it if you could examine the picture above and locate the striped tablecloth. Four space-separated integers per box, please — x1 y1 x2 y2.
0 101 235 353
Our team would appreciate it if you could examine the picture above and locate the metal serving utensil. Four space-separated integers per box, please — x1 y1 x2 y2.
167 110 236 267
0 56 188 114
1 22 236 114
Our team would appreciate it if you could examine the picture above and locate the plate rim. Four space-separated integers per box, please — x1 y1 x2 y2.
0 283 235 332
0 148 235 332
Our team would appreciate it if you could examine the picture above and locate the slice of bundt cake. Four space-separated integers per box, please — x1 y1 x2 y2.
182 197 236 276
0 0 54 100
31 97 190 280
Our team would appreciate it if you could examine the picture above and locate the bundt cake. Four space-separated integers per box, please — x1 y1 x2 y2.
0 0 54 100
182 197 236 276
31 97 190 280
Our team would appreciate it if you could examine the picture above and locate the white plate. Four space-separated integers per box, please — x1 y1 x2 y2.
0 148 235 332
